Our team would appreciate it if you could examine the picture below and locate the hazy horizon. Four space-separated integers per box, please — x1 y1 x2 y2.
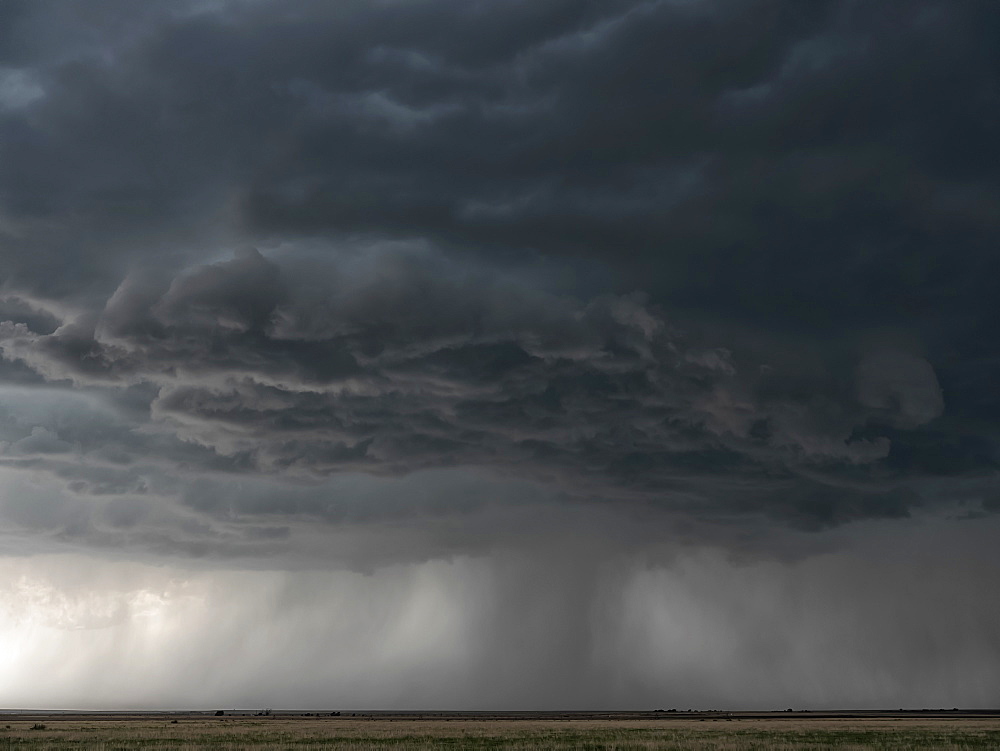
2 0 999 710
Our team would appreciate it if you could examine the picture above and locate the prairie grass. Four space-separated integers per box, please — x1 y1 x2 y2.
2 716 999 750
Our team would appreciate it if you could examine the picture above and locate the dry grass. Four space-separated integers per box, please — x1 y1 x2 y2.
2 714 999 749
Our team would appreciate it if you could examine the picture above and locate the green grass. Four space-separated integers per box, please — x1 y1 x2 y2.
3 718 1000 750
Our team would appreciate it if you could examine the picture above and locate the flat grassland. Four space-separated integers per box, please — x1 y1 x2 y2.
2 711 999 750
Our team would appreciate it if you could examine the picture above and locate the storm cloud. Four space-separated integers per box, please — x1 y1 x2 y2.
1 0 999 710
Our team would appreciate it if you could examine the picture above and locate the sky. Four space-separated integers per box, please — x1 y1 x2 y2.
1 0 999 711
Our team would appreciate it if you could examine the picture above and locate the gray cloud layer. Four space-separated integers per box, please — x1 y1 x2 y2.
0 243 952 545
0 0 994 559
0 0 996 556
0 0 998 709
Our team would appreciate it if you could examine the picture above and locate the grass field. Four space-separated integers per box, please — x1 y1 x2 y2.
2 713 999 750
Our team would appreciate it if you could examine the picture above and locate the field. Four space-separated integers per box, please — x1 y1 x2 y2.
2 711 999 750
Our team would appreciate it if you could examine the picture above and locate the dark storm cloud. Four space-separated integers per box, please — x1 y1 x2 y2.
5 2 1000 714
0 0 998 562
0 243 956 541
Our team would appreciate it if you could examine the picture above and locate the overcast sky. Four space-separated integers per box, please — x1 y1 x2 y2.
1 0 999 711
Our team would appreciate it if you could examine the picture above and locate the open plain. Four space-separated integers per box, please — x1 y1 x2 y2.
2 711 999 750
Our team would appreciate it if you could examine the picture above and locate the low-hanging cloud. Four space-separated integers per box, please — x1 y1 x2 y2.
0 243 953 556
